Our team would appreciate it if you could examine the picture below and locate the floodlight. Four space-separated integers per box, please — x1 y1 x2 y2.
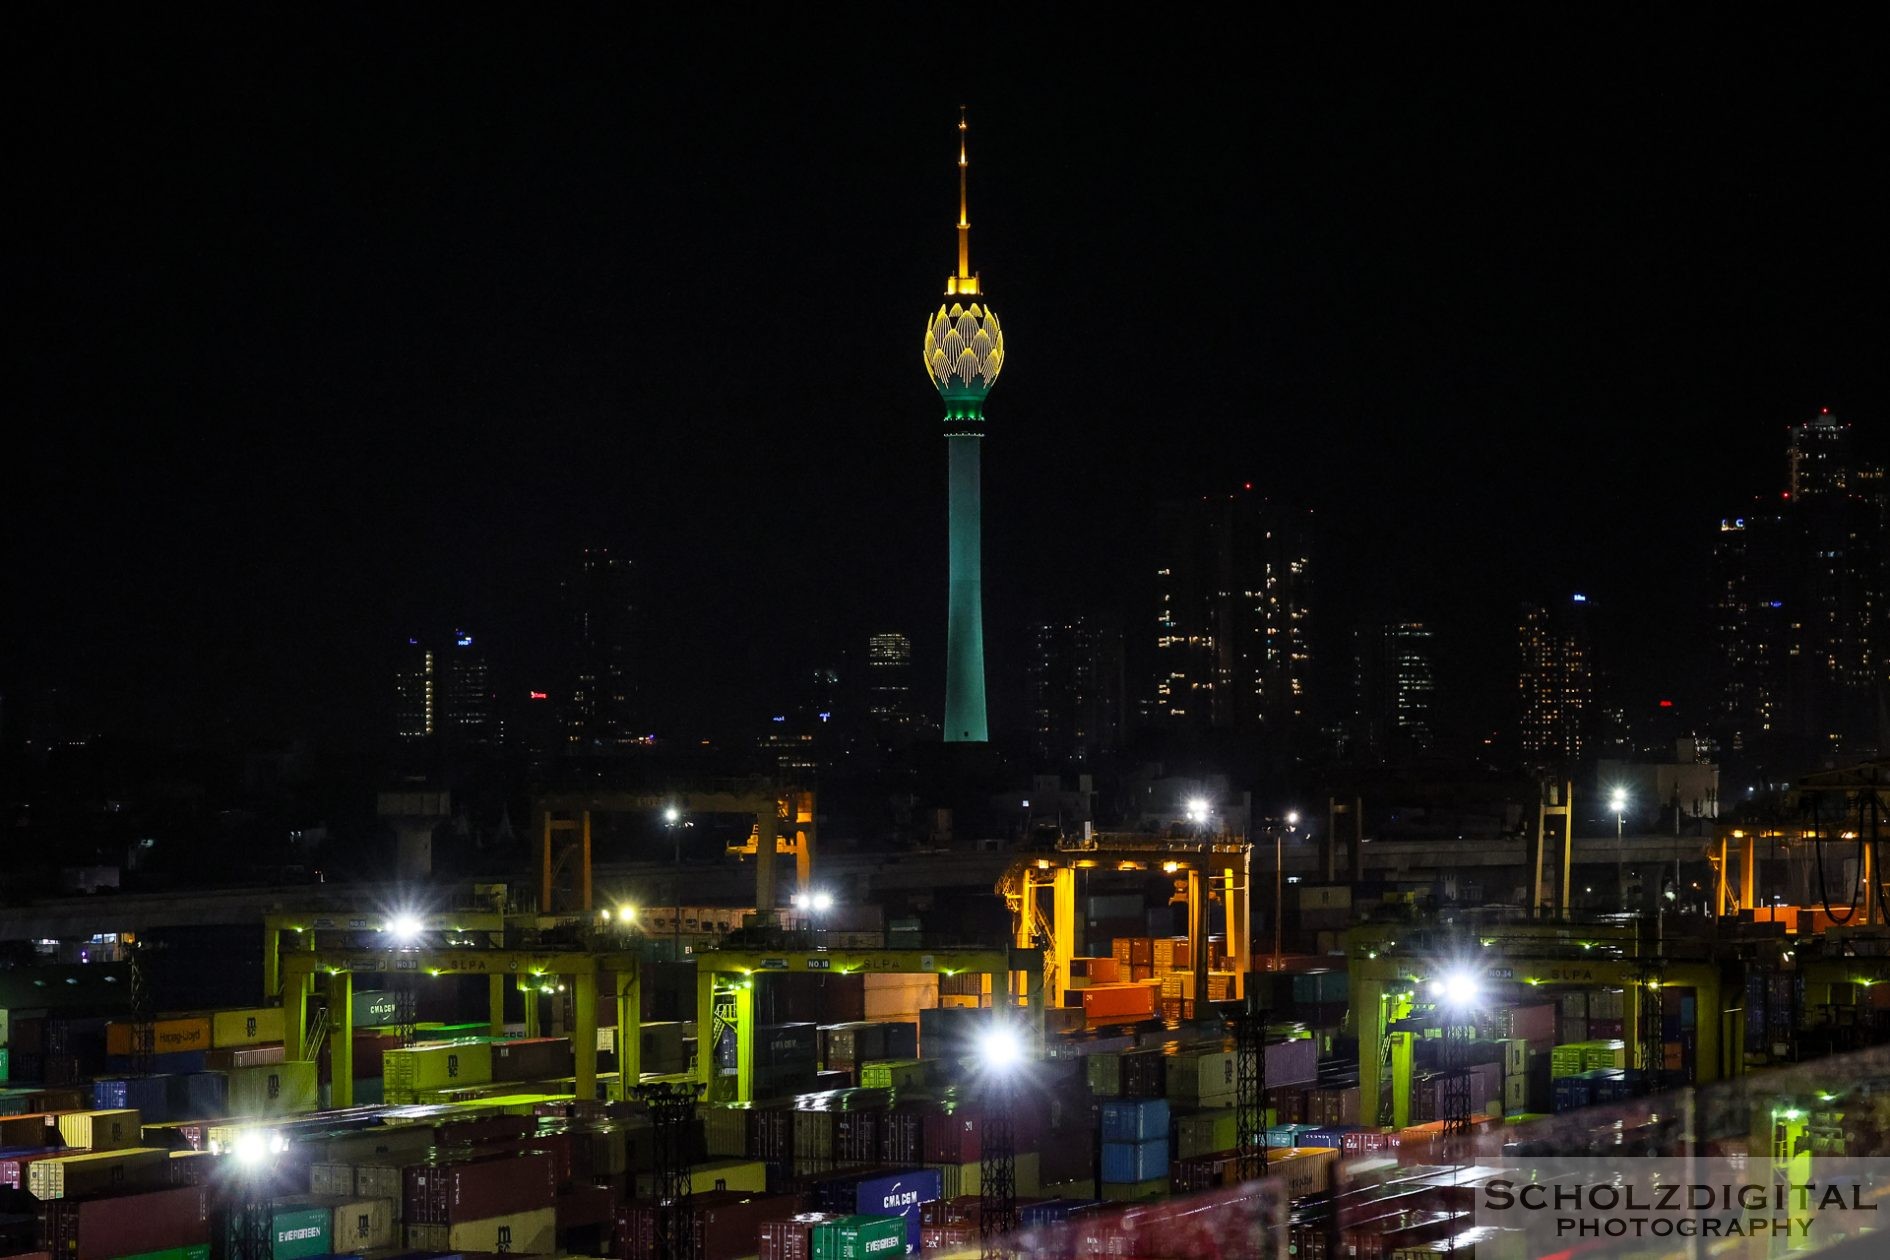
1432 969 1482 1010
388 913 423 944
1609 790 1627 813
1186 797 1210 823
810 891 835 914
979 1024 1024 1071
664 806 681 824
1285 810 1301 827
617 905 637 924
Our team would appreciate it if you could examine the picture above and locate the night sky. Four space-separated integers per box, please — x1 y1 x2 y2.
9 13 1886 749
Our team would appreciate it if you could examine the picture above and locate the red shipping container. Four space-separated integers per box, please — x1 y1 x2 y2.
491 1036 575 1083
1082 984 1156 1023
519 1130 576 1187
403 1150 557 1224
0 1115 55 1149
880 1105 926 1167
556 1180 617 1230
758 1211 847 1260
922 1223 978 1251
36 1184 209 1260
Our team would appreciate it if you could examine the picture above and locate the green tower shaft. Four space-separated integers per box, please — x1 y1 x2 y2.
923 109 1003 745
945 424 988 742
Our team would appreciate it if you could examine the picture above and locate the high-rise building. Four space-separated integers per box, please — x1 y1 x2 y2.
1353 621 1436 760
1152 490 1315 737
394 639 435 741
1029 617 1125 765
922 109 1004 744
395 631 498 747
563 548 639 749
1715 410 1886 767
441 630 498 745
866 632 916 731
1518 597 1591 765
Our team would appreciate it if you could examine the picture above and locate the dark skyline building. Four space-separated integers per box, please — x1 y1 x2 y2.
562 548 640 750
394 630 498 748
866 631 916 733
393 639 435 742
1152 490 1315 740
1353 621 1436 761
1518 596 1592 766
1714 410 1886 772
1028 617 1126 766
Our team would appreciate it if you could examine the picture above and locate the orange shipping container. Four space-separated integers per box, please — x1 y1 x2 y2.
1082 983 1156 1022
1087 958 1122 984
106 1017 212 1057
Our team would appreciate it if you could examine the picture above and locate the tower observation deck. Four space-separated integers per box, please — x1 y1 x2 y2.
923 108 1004 743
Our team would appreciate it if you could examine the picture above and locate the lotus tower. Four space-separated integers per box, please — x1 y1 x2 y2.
923 108 1005 743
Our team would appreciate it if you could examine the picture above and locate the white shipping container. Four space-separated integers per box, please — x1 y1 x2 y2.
1166 1050 1237 1103
328 1196 397 1251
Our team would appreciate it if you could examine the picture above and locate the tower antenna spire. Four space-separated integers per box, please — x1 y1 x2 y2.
957 106 971 281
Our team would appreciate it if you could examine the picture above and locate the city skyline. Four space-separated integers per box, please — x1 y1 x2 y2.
8 17 1884 760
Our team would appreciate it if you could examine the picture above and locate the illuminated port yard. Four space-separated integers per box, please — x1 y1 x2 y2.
6 13 1888 1260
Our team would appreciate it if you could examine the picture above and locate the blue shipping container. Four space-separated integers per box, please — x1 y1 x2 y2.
854 1168 943 1254
1101 1137 1169 1183
92 1075 177 1120
1100 1097 1169 1143
1020 1198 1096 1225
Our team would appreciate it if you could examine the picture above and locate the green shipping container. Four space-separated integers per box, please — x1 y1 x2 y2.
812 1213 907 1259
0 1046 8 1082
227 1206 331 1260
122 1248 212 1260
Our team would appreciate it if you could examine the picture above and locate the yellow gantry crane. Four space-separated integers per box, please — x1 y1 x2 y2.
998 833 1252 1011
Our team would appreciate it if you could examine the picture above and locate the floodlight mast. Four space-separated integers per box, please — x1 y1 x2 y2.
979 1017 1021 1259
1435 969 1482 1162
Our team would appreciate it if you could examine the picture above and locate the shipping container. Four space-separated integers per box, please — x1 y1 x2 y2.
28 1147 169 1199
404 1204 556 1254
760 1211 848 1260
616 1192 799 1260
0 1113 53 1148
1173 1108 1238 1159
1100 1098 1169 1143
633 1156 766 1197
1101 1137 1168 1183
403 1150 557 1224
56 1108 142 1150
382 1042 494 1097
1099 1175 1168 1201
37 1183 209 1260
489 1036 574 1083
1165 1051 1236 1106
0 1148 63 1191
204 1043 285 1071
1267 1037 1319 1087
850 1169 942 1254
226 1061 319 1116
856 1060 927 1091
326 1195 397 1251
811 1213 906 1260
1082 984 1156 1024
223 1204 330 1260
107 1018 212 1058
211 1008 285 1049
96 1076 180 1123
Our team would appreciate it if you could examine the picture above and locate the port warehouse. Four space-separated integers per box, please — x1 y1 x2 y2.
9 809 1890 1255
